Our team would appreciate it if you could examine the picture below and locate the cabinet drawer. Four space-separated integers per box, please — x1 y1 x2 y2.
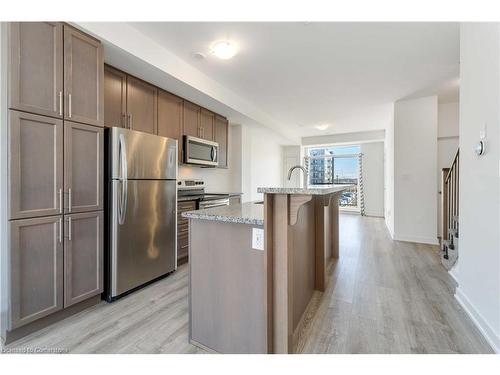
177 222 189 234
178 201 197 211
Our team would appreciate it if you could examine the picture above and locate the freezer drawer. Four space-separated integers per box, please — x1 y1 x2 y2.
110 179 176 297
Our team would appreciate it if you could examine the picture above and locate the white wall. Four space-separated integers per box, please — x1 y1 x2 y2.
361 142 385 217
393 96 438 245
282 146 301 188
437 101 459 237
454 23 500 353
302 129 385 146
240 125 284 202
178 124 242 193
384 105 395 236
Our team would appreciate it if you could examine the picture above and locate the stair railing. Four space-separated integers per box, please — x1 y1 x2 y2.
442 149 459 259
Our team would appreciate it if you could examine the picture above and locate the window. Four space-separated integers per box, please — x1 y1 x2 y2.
306 145 361 211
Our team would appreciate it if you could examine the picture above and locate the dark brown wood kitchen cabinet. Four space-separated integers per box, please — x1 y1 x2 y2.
8 111 63 220
9 216 64 329
200 109 214 141
64 121 104 214
177 200 197 264
158 90 183 161
214 115 229 168
104 65 127 128
64 211 103 307
64 25 104 127
8 22 64 119
126 76 158 134
183 100 201 138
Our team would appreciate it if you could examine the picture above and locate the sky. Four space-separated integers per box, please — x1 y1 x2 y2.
309 145 360 180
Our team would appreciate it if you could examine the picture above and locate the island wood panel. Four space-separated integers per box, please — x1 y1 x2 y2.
291 200 316 330
330 194 340 259
189 220 267 353
269 194 293 353
263 194 274 354
264 192 341 354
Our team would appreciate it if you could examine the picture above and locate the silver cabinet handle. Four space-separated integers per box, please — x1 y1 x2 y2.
127 114 131 129
59 188 63 213
58 92 63 116
129 113 133 129
68 217 72 241
58 217 62 243
122 113 126 128
68 93 72 118
68 188 72 212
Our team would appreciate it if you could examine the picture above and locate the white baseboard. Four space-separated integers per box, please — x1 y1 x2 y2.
455 287 500 353
385 221 395 239
448 267 459 285
364 211 385 218
392 233 439 246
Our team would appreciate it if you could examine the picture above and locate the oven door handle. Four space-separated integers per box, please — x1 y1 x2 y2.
200 198 230 209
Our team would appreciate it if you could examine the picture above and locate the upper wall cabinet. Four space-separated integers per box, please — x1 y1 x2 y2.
158 90 183 161
215 115 229 168
8 22 64 118
64 25 104 127
126 76 158 134
200 109 214 141
104 65 127 128
183 101 201 138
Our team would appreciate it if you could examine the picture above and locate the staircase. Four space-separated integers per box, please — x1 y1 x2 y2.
441 149 459 270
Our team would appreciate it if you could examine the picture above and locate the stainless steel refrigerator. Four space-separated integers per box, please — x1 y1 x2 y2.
105 127 177 301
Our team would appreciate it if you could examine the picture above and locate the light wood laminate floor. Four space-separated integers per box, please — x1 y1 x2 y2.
3 214 493 354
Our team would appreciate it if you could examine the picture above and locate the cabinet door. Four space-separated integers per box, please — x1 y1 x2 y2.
104 65 127 128
64 211 103 307
64 25 104 127
214 115 229 168
126 76 157 134
8 22 63 119
10 216 63 329
64 122 103 214
177 200 196 264
183 101 200 138
200 109 214 140
158 90 183 161
9 111 63 220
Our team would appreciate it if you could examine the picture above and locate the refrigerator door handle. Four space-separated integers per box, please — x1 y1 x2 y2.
118 134 128 225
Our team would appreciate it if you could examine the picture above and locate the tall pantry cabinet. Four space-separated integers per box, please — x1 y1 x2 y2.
5 22 104 339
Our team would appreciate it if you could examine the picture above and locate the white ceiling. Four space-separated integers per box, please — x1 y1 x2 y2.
129 22 459 137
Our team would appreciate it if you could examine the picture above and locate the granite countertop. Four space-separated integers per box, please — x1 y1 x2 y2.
257 185 351 195
182 202 264 226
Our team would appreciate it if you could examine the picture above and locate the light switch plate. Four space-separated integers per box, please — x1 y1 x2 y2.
252 228 264 251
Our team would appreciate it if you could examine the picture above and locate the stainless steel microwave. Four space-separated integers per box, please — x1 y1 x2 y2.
183 135 219 166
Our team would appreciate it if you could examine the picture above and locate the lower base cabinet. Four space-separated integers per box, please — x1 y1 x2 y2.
64 211 103 307
8 211 103 331
9 216 64 330
177 200 196 264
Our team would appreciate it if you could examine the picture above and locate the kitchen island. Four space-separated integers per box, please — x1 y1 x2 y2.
183 185 348 354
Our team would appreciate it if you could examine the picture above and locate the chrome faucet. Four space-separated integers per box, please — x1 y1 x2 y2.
287 165 308 188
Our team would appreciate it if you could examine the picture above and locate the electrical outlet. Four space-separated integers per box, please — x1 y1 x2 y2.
252 228 264 251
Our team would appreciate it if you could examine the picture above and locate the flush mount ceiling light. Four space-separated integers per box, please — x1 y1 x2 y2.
315 124 330 131
210 40 239 60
